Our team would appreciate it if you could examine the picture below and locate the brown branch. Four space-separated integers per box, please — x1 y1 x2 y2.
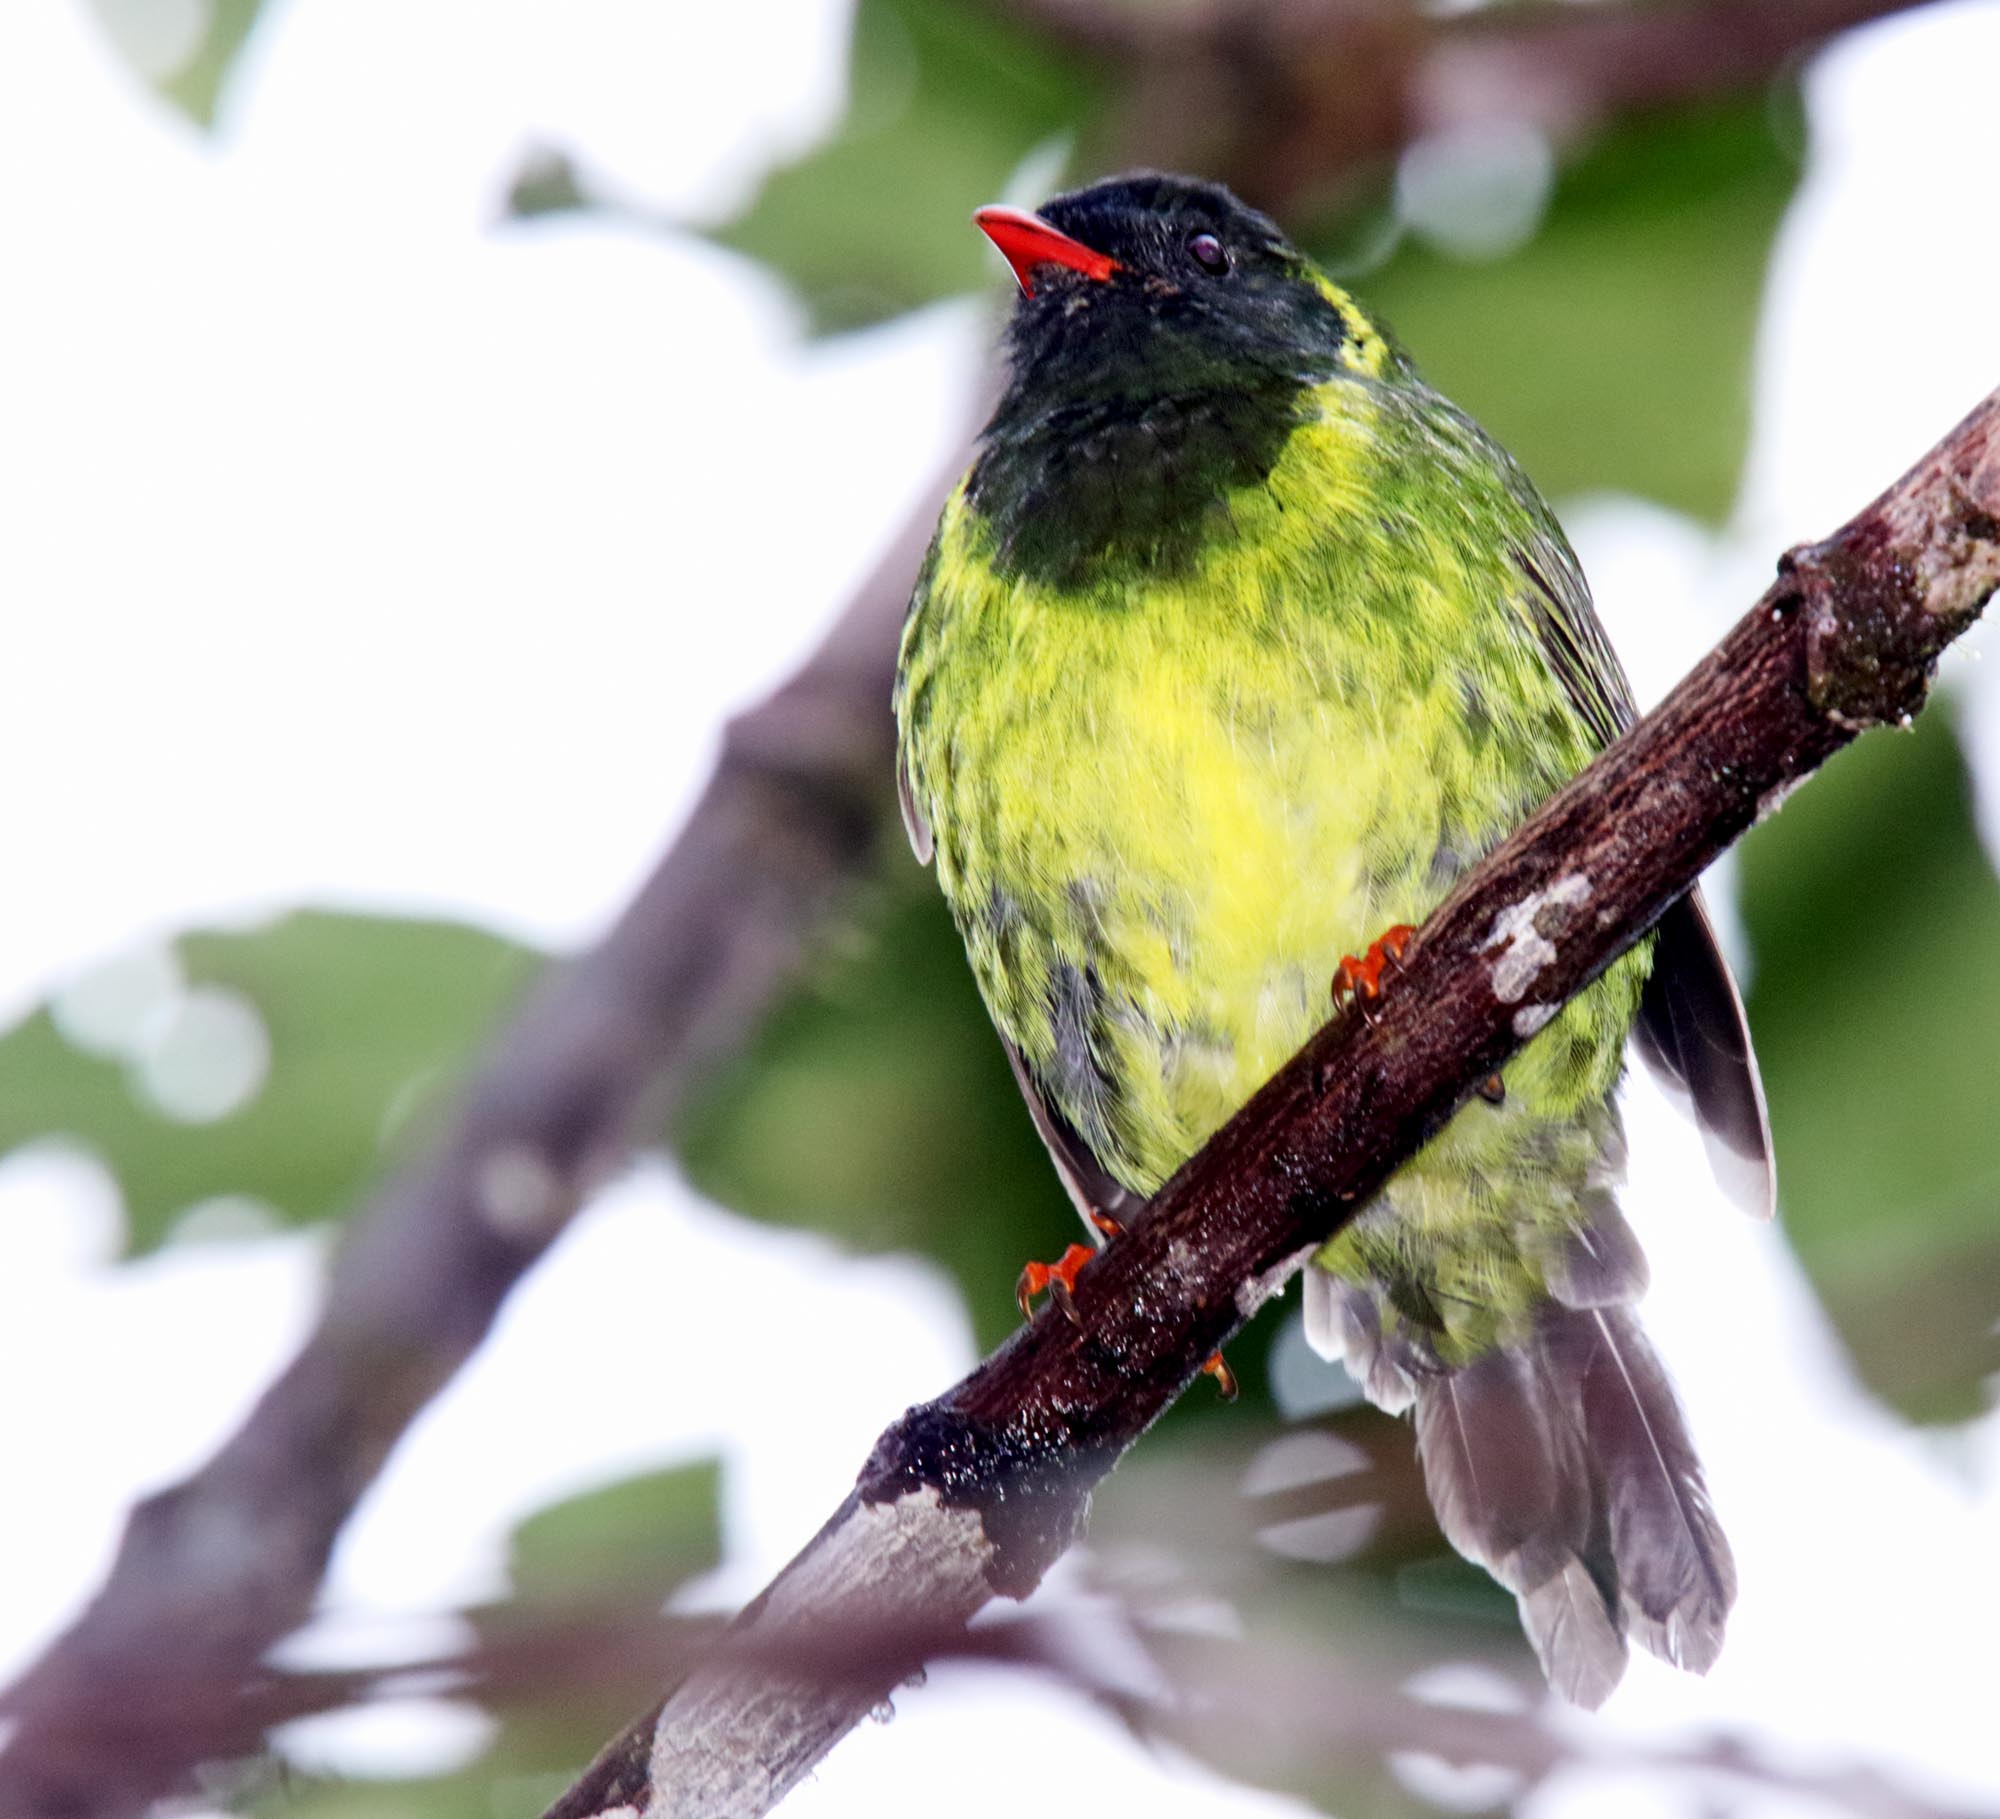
0 484 949 1819
986 0 1938 212
1416 0 1942 141
545 390 1999 1819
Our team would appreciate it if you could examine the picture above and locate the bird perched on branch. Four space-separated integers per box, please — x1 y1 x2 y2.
893 172 1771 1705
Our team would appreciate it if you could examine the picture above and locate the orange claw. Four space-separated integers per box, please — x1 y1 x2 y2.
1017 1242 1096 1323
1016 1209 1124 1322
1018 1220 1238 1404
1331 922 1416 1009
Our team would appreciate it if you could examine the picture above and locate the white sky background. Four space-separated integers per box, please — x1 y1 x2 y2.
0 1 1997 1815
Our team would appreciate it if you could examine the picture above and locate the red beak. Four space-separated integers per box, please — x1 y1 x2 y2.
974 204 1119 298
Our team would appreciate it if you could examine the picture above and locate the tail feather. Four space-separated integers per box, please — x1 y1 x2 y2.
1303 1269 1420 1414
1412 1348 1628 1708
1412 1345 1575 1583
1535 1185 1650 1310
1543 1304 1736 1673
1518 1557 1628 1710
1304 1095 1732 1703
1379 1293 1732 1703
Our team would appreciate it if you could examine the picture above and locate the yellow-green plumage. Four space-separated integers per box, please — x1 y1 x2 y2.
896 174 1765 1704
903 359 1645 1362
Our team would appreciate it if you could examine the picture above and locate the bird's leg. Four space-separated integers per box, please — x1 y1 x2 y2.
1331 923 1416 1014
1016 1208 1125 1323
1017 1210 1236 1397
1016 1244 1097 1324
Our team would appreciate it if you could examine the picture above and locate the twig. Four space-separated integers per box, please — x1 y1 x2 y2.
546 390 1999 1819
1130 1628 1979 1819
250 1597 1976 1819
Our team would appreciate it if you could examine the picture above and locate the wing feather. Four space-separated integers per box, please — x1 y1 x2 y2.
1000 1036 1142 1230
1634 894 1776 1217
1512 541 1775 1218
898 749 934 865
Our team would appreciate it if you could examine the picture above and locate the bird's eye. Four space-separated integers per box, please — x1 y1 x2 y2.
1186 231 1230 276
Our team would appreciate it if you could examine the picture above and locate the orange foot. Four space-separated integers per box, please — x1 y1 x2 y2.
1015 1209 1124 1323
1016 1213 1237 1401
1331 923 1416 1010
1016 1243 1095 1324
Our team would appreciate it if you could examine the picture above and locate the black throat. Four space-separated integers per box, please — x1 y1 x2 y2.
966 372 1316 591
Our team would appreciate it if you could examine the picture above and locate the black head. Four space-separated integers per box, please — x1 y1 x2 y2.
978 172 1379 407
965 173 1393 587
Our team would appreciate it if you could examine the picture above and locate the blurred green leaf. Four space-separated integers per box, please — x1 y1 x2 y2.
674 864 1072 1353
1740 700 2000 1421
88 0 272 127
161 0 267 124
0 910 540 1254
472 1460 727 1781
1089 1407 1546 1816
1342 97 1800 521
505 1458 723 1612
700 0 1104 333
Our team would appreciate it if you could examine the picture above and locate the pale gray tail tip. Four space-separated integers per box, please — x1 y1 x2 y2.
1519 1558 1628 1710
1625 1600 1729 1677
1519 1568 1731 1707
1705 1126 1778 1220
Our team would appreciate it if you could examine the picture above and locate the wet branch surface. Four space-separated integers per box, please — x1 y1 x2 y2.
546 391 1999 1819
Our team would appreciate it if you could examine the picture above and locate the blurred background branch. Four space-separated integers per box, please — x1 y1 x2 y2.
973 0 1932 213
0 496 942 1819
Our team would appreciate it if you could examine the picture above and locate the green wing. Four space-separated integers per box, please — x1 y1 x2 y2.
1512 531 1635 748
1510 514 1774 1216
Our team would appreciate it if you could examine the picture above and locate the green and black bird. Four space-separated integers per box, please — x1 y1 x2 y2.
893 173 1771 1704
